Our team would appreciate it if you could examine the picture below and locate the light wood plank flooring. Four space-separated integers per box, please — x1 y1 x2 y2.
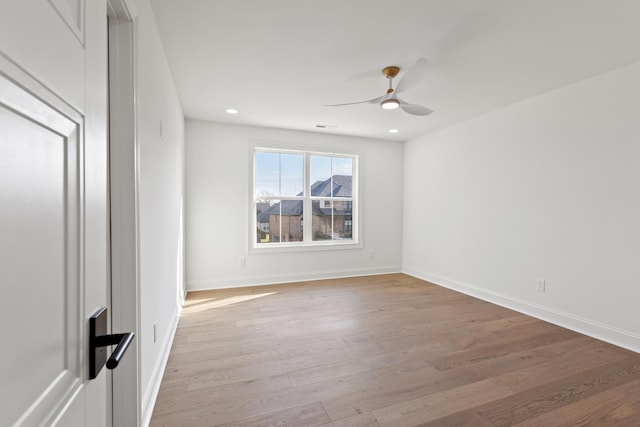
150 274 640 426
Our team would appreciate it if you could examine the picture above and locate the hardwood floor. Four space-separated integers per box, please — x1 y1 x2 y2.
150 274 640 426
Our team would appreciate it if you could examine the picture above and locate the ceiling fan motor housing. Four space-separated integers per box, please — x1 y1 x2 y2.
382 66 400 78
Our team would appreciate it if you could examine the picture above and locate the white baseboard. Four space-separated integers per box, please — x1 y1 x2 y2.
403 266 640 354
141 305 181 427
187 265 402 291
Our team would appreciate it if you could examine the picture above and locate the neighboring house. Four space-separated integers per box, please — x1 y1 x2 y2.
256 202 271 233
310 174 352 198
259 175 353 242
266 200 304 242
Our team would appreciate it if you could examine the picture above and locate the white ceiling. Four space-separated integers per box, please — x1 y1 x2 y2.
149 0 640 141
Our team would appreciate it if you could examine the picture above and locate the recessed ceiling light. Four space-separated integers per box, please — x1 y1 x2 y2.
389 129 399 133
225 108 239 114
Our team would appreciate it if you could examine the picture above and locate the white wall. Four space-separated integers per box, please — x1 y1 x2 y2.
186 121 403 290
403 61 640 352
132 0 185 422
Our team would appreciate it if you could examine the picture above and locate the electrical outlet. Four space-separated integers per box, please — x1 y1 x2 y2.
369 250 376 259
239 257 246 267
536 279 546 292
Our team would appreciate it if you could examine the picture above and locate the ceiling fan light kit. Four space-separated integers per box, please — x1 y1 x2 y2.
326 59 433 116
381 98 400 109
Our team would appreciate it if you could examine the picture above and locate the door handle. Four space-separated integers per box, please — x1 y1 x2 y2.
89 307 135 379
97 332 135 369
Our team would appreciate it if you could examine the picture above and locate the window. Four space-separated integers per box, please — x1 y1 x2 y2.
254 148 357 247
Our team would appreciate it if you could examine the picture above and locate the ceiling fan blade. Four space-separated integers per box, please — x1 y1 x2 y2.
399 100 433 116
325 94 385 107
367 94 387 104
395 58 429 94
324 96 384 107
324 101 371 107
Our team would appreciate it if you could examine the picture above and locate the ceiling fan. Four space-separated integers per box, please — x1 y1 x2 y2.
326 58 433 116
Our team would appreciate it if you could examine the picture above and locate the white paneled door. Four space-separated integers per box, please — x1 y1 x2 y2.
0 1 112 426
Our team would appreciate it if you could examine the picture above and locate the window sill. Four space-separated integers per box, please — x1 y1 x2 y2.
249 240 362 254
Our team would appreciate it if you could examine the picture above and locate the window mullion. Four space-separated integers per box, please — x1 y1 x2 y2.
278 153 282 195
303 153 311 242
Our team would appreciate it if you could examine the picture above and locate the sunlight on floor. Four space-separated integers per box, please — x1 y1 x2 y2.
182 292 277 314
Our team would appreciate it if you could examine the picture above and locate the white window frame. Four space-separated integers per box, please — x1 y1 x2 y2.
251 145 360 252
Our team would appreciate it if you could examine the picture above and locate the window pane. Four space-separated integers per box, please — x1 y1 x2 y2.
256 199 303 243
256 200 278 244
310 156 331 196
255 151 279 197
334 199 353 239
312 200 332 240
278 200 304 242
310 155 353 197
281 153 303 196
332 157 353 198
312 199 353 241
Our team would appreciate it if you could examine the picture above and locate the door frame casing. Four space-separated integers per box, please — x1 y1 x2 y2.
107 0 139 425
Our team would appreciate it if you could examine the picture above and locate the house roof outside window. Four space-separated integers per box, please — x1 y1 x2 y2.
258 175 352 221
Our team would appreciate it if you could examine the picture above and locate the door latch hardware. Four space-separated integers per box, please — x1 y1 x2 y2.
89 307 135 380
